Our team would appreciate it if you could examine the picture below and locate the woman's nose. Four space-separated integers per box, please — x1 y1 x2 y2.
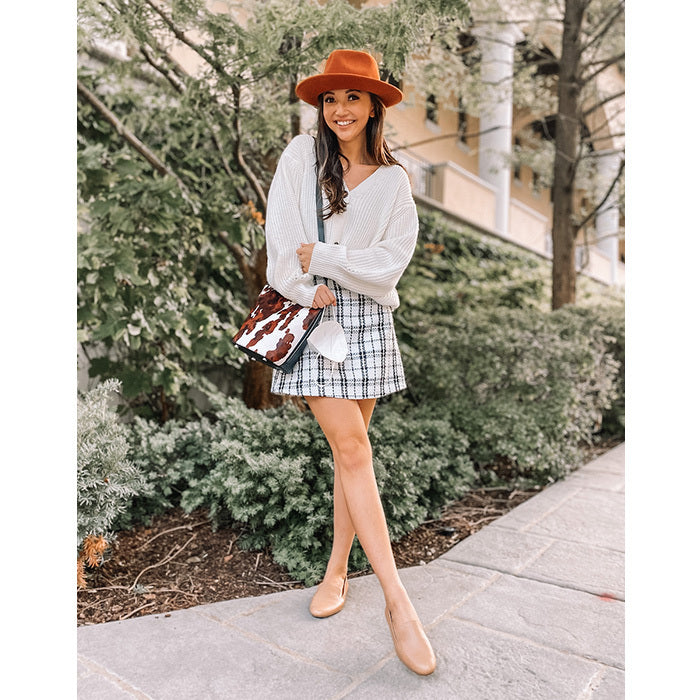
333 101 349 115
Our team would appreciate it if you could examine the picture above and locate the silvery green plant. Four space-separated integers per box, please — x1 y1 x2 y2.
77 379 146 548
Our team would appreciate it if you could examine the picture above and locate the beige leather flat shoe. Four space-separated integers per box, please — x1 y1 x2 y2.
309 576 348 618
385 607 437 676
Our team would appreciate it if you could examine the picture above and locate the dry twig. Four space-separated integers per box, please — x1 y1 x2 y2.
120 602 156 621
135 519 209 551
130 534 196 591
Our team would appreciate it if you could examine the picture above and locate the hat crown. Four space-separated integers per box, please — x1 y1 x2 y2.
323 50 380 81
294 49 403 107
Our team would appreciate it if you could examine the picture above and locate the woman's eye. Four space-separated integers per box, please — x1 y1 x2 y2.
324 96 335 103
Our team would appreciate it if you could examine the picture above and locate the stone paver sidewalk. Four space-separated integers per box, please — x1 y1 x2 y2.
78 443 625 699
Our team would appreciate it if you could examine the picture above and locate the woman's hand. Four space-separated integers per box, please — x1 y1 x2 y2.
312 284 336 308
296 242 315 274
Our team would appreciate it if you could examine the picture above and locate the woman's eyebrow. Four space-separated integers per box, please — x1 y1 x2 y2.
323 89 360 96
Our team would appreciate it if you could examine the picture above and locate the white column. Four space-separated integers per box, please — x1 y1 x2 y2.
595 150 622 285
475 23 523 237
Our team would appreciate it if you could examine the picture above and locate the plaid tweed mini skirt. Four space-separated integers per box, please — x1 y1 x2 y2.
270 277 406 399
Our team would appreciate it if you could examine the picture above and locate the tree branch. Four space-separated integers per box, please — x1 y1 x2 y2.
579 147 625 159
583 131 626 146
77 78 197 213
392 124 509 152
582 51 625 84
142 0 234 87
139 43 187 93
574 157 625 231
230 85 268 210
581 89 625 119
139 0 267 210
581 1 625 55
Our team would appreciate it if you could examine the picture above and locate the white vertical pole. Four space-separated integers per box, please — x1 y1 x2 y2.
595 150 622 285
475 24 522 237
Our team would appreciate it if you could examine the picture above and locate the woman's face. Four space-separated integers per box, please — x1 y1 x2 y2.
322 89 375 148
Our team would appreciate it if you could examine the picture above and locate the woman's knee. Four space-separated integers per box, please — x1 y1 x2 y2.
332 434 372 473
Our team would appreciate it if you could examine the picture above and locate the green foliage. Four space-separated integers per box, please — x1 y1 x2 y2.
77 380 146 548
77 0 473 417
114 415 219 530
402 304 623 480
123 394 478 584
77 76 250 419
397 209 550 335
111 202 624 584
553 303 625 436
77 0 625 593
118 292 623 582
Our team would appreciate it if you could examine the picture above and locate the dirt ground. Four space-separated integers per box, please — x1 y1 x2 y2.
77 440 619 626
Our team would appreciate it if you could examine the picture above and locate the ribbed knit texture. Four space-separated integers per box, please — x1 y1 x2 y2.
265 134 419 310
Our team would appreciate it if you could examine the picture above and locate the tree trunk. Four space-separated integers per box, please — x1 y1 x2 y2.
234 243 284 409
551 0 586 310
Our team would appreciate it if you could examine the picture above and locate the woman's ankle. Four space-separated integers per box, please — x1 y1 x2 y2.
323 564 348 582
384 584 418 619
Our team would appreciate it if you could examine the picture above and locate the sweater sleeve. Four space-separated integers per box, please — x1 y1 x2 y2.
264 137 320 308
306 179 419 304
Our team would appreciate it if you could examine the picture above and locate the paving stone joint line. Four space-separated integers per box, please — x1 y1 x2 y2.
435 559 624 604
78 654 154 700
519 486 583 533
196 610 344 676
448 616 624 672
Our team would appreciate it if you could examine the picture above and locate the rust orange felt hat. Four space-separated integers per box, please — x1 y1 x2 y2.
295 50 403 108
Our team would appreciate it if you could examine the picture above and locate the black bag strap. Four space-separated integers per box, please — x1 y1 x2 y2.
315 178 325 243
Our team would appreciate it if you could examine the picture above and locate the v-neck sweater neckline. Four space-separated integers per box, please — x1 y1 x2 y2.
344 165 383 195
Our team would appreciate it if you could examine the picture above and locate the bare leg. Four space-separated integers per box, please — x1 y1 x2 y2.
305 396 416 621
318 398 376 585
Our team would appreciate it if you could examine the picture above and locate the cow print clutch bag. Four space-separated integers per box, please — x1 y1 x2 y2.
232 177 326 374
231 286 323 373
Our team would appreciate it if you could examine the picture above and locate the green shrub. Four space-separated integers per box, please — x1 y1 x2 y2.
555 304 625 436
121 297 624 583
77 380 146 548
114 416 218 531
396 209 550 338
124 395 478 585
403 305 621 481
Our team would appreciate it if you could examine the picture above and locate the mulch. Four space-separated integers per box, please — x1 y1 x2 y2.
77 440 619 627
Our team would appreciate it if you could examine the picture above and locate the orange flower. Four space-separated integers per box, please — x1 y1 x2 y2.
424 243 445 255
246 200 266 226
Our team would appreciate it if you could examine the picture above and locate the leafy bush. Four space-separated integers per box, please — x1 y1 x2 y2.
119 300 624 583
77 380 146 548
396 209 550 340
402 304 622 480
113 415 219 531
556 304 625 436
124 395 478 584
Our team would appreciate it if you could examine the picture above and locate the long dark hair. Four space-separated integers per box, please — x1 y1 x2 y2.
315 92 403 219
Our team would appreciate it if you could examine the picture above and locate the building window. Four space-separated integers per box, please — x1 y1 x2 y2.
426 94 438 124
513 137 522 181
385 72 402 92
458 98 468 144
380 68 403 93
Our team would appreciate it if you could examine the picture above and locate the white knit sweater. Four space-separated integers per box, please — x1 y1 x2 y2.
265 134 419 310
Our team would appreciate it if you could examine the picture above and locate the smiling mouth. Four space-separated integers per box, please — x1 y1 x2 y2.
335 120 355 126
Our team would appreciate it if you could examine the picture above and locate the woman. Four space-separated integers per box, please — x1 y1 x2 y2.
265 49 436 676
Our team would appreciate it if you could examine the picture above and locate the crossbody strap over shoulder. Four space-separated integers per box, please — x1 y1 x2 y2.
315 176 325 243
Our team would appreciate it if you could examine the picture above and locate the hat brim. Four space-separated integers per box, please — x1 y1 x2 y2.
295 73 403 108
